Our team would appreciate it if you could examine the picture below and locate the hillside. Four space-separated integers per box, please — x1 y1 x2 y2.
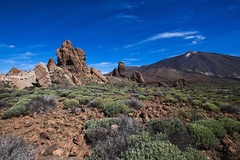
124 51 240 84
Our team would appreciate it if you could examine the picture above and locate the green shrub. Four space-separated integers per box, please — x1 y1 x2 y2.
63 99 79 109
89 98 133 117
202 102 220 112
179 109 207 121
117 131 206 160
1 98 30 119
0 134 36 160
164 95 178 103
59 91 70 97
219 104 240 113
0 93 10 100
192 100 202 106
194 119 226 138
25 96 58 114
138 95 147 100
78 96 91 105
187 123 219 149
146 118 191 150
216 117 240 135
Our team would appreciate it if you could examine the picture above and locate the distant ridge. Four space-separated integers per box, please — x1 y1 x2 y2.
123 51 240 84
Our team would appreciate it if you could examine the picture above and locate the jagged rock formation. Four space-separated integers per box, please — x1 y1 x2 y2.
112 62 125 78
0 40 107 89
34 62 52 87
131 71 145 85
172 78 187 87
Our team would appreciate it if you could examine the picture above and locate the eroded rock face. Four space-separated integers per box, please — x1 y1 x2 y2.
47 58 57 72
112 62 125 78
172 78 187 87
131 71 145 84
118 62 125 78
34 62 52 87
55 40 106 84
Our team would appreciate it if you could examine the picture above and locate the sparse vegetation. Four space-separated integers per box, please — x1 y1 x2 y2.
0 134 36 160
63 99 79 109
25 95 58 114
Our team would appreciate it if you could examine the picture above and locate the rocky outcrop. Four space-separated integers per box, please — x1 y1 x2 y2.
118 62 125 77
56 40 106 84
47 58 57 72
34 62 52 87
131 71 145 84
112 62 125 78
172 78 187 87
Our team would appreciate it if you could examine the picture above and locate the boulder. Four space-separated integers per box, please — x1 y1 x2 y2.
172 78 187 87
158 81 168 87
91 68 107 83
34 62 52 87
131 71 145 84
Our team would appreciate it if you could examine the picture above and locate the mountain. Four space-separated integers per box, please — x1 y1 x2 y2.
124 51 240 84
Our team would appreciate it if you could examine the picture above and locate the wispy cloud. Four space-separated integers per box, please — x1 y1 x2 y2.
151 49 167 53
141 31 198 43
89 62 116 74
14 52 36 60
115 13 140 20
123 31 206 48
123 58 140 61
0 44 15 48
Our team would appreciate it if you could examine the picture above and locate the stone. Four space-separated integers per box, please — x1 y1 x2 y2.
158 81 168 87
172 78 187 87
47 58 57 71
118 62 125 77
53 149 64 156
43 144 58 156
91 68 107 83
34 62 52 87
131 71 145 84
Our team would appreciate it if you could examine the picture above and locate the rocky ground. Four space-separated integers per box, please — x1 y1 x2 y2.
0 97 239 160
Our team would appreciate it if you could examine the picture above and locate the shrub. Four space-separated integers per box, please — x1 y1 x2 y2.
25 95 58 114
192 100 202 106
194 119 226 138
202 102 220 112
138 95 147 100
164 95 178 103
1 98 30 119
123 99 143 110
179 109 207 122
146 118 191 150
89 98 133 117
88 116 142 160
117 131 206 160
0 134 36 160
219 104 240 113
63 99 79 109
78 96 92 105
216 117 240 135
187 123 219 149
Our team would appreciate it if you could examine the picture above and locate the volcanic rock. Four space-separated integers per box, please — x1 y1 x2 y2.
47 58 57 71
118 62 125 77
34 62 52 87
158 81 168 87
91 68 107 83
131 71 145 84
172 78 187 87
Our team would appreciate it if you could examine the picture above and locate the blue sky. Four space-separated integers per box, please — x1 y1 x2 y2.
0 0 240 74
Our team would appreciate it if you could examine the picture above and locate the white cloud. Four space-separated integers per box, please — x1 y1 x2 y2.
141 31 198 43
151 49 167 53
14 52 36 60
115 13 140 19
0 44 15 48
184 35 205 40
123 58 140 61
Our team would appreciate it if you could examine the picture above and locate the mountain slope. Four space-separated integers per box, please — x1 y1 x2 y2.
125 51 240 83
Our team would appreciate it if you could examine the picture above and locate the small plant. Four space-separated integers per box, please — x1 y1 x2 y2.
216 117 240 135
63 99 79 109
194 119 226 138
146 118 191 150
1 98 30 119
25 95 58 114
219 104 240 113
138 95 147 100
78 96 91 105
164 95 178 103
192 100 202 106
0 134 36 160
88 116 142 160
202 102 220 112
187 123 219 149
123 99 143 110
